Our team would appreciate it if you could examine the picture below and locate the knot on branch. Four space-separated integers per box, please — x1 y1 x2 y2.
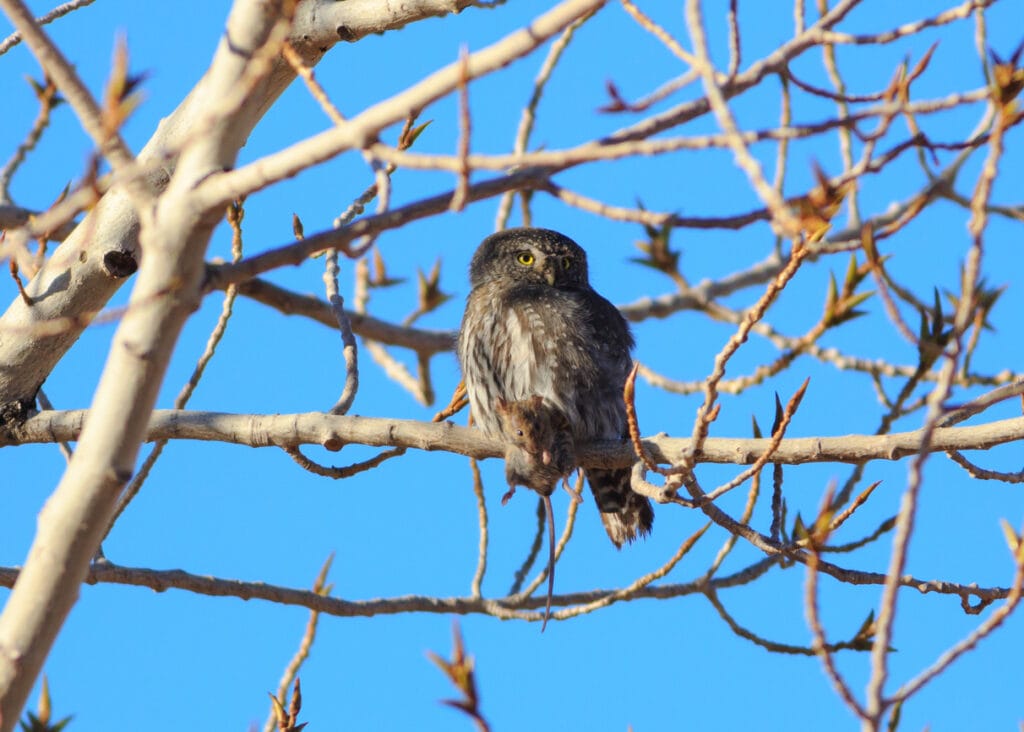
0 395 37 441
960 590 994 615
102 248 138 278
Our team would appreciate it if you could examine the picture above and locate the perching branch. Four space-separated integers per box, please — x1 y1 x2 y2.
6 409 1024 467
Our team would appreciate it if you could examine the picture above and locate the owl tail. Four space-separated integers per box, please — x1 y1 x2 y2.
585 467 654 548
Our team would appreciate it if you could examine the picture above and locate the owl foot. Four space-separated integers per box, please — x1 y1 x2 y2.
501 486 516 505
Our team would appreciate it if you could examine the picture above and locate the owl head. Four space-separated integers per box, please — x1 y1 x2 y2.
468 227 589 289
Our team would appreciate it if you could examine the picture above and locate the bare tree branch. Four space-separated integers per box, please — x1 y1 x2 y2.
6 409 1023 467
0 0 495 413
0 1 291 724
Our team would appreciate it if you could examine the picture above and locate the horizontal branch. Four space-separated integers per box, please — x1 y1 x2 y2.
0 552 1010 621
6 410 1024 467
0 558 770 619
366 90 987 174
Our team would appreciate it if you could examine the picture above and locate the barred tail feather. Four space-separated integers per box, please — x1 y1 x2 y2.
585 467 654 548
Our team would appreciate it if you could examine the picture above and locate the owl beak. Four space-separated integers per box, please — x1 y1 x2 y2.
541 449 553 465
542 264 556 286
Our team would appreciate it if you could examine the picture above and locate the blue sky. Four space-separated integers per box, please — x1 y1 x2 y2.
3 1 1024 729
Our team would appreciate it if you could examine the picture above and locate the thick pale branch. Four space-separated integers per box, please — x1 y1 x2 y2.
0 0 491 411
6 410 1024 467
192 0 609 208
0 1 290 726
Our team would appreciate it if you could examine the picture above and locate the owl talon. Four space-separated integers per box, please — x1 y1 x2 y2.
501 486 516 505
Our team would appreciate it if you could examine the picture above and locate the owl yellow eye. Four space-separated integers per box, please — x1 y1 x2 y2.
516 252 535 266
561 257 572 270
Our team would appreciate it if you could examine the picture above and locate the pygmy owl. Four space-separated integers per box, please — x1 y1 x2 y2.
458 227 653 547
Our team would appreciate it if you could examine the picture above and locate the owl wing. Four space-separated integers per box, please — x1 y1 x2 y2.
565 288 653 547
578 287 635 399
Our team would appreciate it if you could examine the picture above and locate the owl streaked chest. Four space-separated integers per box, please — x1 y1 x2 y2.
459 283 587 431
497 301 561 398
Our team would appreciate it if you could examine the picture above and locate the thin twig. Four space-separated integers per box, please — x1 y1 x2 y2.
469 458 488 598
865 81 1007 727
685 0 801 238
262 555 334 732
324 247 359 415
511 472 583 610
891 529 1024 706
552 522 710 621
946 450 1024 483
495 7 596 229
0 75 60 203
508 498 546 596
0 0 96 57
705 379 810 501
806 544 867 719
684 242 810 465
283 444 407 478
815 0 858 224
620 0 696 66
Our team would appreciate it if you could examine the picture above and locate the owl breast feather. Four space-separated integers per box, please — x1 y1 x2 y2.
500 289 601 424
460 280 628 442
